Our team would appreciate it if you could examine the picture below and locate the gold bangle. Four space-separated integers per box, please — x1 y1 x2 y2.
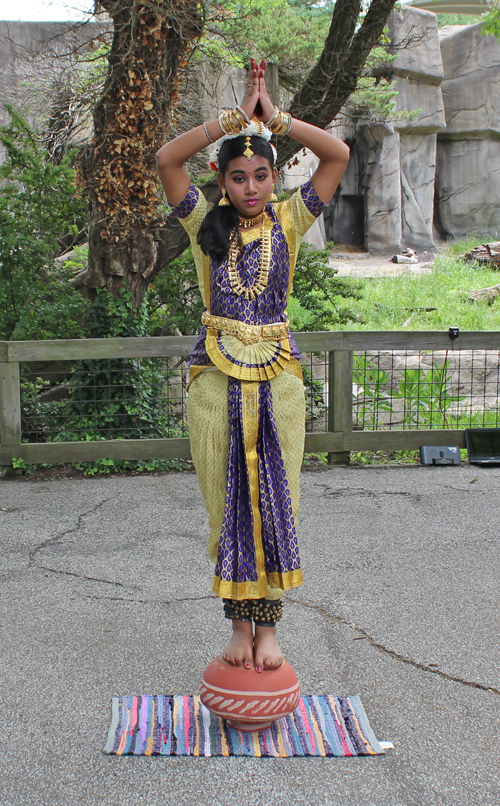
221 109 243 135
236 105 251 125
233 108 247 129
265 106 280 128
274 111 292 136
266 108 290 135
226 109 241 134
219 110 238 135
218 111 229 135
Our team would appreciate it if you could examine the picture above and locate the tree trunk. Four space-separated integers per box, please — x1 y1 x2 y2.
79 0 203 309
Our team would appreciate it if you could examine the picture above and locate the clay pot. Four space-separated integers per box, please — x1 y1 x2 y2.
200 655 300 731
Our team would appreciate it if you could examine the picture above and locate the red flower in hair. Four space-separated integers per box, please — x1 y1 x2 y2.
209 161 219 172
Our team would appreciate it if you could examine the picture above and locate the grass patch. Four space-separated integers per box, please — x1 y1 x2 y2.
322 240 500 465
333 243 500 332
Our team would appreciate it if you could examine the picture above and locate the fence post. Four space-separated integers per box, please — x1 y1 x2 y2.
0 360 21 474
328 349 353 465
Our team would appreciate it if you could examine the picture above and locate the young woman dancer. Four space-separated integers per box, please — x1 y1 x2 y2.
156 58 349 673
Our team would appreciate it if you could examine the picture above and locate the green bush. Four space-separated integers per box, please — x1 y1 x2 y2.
0 107 88 341
51 288 188 475
289 242 362 331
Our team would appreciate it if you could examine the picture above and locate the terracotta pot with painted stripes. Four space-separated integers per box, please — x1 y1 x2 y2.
200 655 301 732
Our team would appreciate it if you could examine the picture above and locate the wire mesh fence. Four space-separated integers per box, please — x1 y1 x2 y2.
302 350 328 434
352 349 500 431
20 357 189 444
18 347 500 444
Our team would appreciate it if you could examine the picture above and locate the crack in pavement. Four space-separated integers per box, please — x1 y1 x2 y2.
27 496 114 568
37 567 139 589
328 490 423 501
73 593 217 606
288 597 500 697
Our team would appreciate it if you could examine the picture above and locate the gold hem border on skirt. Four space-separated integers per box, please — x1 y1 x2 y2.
212 569 303 600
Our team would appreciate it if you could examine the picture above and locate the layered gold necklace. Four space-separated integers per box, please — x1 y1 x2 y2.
227 213 272 300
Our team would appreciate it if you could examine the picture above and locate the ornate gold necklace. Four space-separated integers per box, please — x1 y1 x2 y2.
227 214 272 300
238 212 265 230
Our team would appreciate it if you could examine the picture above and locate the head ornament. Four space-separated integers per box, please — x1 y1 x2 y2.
209 118 277 172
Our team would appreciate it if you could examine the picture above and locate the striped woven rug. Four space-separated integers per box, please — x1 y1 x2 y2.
104 694 388 757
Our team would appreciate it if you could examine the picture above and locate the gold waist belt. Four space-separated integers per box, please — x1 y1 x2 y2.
201 311 289 346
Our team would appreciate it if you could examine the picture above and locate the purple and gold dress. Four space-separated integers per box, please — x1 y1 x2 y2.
172 180 326 602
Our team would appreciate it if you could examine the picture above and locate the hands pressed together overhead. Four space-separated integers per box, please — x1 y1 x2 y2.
240 58 275 123
156 55 350 208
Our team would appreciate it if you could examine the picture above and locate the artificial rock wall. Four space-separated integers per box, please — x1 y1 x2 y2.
327 6 446 254
436 23 500 239
325 7 500 253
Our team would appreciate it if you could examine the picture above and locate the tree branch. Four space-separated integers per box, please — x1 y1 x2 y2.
277 0 397 168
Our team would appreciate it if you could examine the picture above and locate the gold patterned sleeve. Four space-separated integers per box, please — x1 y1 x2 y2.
274 179 327 295
170 184 213 307
279 178 327 238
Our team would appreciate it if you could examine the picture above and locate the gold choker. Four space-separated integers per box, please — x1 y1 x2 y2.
238 212 265 229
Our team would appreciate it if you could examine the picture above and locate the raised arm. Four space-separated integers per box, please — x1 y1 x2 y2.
156 58 350 207
156 60 264 206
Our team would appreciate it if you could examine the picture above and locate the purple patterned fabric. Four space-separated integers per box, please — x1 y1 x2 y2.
215 379 300 588
209 203 290 328
170 185 199 219
258 382 301 575
189 201 299 367
300 179 327 217
184 180 325 368
216 380 259 584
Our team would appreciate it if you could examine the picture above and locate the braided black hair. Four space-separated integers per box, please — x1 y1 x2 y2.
197 135 275 262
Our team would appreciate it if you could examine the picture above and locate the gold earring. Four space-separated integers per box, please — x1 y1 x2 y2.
219 188 231 207
270 185 278 202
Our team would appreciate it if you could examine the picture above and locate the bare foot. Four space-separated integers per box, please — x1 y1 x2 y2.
222 620 254 669
254 625 284 672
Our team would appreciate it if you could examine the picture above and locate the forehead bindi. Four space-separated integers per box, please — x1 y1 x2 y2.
227 154 272 175
229 165 270 177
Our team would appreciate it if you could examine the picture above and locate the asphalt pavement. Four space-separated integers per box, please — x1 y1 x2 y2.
0 464 499 806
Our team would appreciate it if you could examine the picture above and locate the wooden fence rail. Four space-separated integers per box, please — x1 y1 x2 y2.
1 330 499 469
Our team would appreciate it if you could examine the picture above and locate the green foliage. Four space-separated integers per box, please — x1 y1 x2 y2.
60 244 89 274
12 456 29 471
50 288 187 475
349 76 399 120
0 107 88 340
289 242 363 331
302 363 327 419
353 354 393 428
148 246 204 335
86 286 149 339
20 372 66 444
481 2 500 39
392 358 465 428
205 0 335 90
341 242 500 332
437 12 483 27
350 449 421 465
346 28 422 123
353 352 470 434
